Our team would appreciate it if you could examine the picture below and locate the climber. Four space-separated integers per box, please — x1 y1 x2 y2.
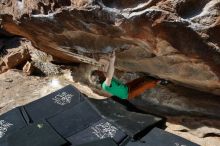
90 51 168 100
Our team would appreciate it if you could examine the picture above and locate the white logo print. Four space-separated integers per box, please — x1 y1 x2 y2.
91 122 118 139
0 120 13 138
174 142 187 146
52 92 74 105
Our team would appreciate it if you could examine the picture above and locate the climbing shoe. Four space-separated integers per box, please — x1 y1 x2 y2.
158 79 169 85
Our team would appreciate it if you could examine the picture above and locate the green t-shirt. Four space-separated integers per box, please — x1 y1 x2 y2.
101 78 129 99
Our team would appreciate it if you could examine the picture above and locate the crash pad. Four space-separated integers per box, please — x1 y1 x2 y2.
47 101 101 138
7 121 67 146
0 107 27 146
126 127 200 146
88 98 164 139
24 85 84 122
67 119 127 145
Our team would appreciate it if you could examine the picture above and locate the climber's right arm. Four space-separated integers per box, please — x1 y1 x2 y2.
104 51 115 86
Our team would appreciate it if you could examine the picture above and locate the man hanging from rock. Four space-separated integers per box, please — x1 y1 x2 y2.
90 51 168 100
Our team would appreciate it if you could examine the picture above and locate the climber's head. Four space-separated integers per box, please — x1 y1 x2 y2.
90 70 106 86
98 58 109 73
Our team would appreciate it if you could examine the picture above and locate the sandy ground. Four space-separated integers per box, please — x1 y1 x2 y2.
0 69 107 114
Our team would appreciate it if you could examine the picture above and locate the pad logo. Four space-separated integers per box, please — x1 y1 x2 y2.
91 122 118 139
174 142 187 146
52 92 73 105
0 120 13 138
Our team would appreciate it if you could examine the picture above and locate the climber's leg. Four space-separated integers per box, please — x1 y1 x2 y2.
126 77 146 90
126 78 159 100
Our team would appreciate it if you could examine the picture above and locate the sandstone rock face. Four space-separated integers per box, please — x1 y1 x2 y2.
0 0 220 95
0 38 31 73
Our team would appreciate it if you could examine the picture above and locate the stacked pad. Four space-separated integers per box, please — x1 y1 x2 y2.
23 85 85 122
67 119 126 145
0 108 27 146
7 121 67 146
88 98 163 139
126 127 200 146
77 127 200 146
48 101 101 138
47 101 127 145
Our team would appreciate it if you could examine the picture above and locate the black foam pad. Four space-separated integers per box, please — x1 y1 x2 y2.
126 127 200 146
77 138 118 146
88 98 163 139
0 107 27 146
7 121 67 146
24 85 85 122
48 101 102 138
67 119 127 145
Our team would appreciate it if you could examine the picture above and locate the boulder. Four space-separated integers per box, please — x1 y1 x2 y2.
0 38 31 73
2 48 30 68
0 0 219 95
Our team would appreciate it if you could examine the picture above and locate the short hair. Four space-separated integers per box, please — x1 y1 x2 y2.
90 70 105 86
